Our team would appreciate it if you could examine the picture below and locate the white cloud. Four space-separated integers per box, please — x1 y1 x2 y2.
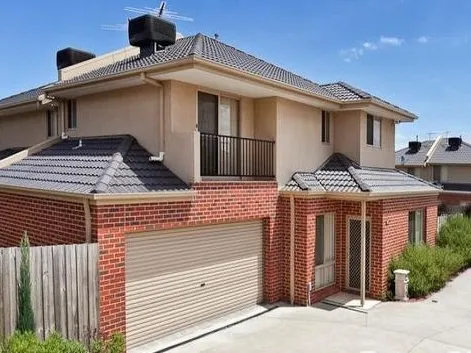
340 47 364 62
380 36 405 46
417 36 428 44
363 42 377 50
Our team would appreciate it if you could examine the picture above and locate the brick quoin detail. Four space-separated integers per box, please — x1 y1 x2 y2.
94 182 279 338
0 192 87 247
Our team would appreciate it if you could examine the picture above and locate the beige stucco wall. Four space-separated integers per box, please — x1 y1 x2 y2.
276 98 333 185
333 110 361 163
0 110 47 150
445 166 471 183
72 85 161 155
254 98 277 141
359 112 396 168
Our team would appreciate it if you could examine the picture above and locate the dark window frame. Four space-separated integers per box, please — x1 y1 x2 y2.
321 111 330 143
46 110 54 138
367 114 381 147
67 100 77 130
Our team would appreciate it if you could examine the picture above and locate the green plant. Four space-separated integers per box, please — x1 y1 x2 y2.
90 333 125 353
389 245 465 298
16 232 35 333
40 332 87 353
438 215 471 265
2 331 40 353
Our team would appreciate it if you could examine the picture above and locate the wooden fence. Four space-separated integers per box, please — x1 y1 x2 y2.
0 243 99 344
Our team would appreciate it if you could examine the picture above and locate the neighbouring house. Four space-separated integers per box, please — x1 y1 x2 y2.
0 15 439 352
396 136 471 211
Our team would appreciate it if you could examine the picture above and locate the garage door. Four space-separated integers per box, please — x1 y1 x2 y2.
125 220 264 350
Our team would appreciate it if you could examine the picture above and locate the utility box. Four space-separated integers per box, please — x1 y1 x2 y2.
394 269 410 301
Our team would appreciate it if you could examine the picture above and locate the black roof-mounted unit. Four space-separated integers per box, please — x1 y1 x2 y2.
408 141 422 152
128 14 176 57
56 48 96 70
448 137 463 148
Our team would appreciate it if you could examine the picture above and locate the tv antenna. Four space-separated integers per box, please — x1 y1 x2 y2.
101 1 193 32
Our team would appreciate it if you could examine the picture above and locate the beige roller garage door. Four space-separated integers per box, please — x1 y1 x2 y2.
125 220 264 350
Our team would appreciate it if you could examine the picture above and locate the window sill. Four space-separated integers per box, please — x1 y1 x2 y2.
365 144 382 150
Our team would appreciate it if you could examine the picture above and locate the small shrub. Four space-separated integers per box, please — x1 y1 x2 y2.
389 245 465 298
2 331 40 353
438 215 471 265
16 233 35 333
91 333 125 353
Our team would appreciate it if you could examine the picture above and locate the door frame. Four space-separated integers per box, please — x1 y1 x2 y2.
345 216 372 292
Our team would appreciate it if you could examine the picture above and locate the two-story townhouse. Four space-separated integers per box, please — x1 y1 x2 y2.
0 15 439 352
396 136 471 210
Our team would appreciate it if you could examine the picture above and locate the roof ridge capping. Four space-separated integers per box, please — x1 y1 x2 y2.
91 135 135 194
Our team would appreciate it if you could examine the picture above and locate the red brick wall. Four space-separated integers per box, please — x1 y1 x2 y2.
93 181 279 338
439 191 471 206
0 191 87 247
285 195 439 305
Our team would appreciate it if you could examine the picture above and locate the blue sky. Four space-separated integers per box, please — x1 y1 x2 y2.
0 0 470 149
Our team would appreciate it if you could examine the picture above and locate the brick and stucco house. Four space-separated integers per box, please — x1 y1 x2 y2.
0 14 439 352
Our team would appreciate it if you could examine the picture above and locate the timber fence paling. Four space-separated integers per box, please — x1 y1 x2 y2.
0 243 99 344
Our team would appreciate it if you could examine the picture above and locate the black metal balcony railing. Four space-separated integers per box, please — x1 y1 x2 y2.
200 133 275 177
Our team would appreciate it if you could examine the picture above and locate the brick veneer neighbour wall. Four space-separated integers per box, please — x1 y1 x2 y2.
0 191 87 247
93 182 279 338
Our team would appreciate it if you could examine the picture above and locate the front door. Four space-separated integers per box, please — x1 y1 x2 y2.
347 218 371 291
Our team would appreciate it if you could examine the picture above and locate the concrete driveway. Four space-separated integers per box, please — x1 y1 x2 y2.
171 269 471 353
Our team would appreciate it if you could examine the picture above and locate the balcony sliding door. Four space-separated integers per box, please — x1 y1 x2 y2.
198 92 240 176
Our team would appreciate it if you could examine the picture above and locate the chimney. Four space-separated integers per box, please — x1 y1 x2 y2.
408 141 422 153
56 48 96 70
128 14 176 58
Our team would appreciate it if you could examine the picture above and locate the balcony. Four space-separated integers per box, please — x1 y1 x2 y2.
200 133 275 177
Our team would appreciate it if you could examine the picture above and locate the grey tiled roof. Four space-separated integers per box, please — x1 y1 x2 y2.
0 135 189 194
0 84 53 108
427 138 471 165
0 148 26 160
284 153 438 194
321 82 417 118
395 138 471 166
53 34 337 99
395 140 434 167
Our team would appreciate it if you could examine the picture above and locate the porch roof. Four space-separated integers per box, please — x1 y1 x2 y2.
283 153 439 194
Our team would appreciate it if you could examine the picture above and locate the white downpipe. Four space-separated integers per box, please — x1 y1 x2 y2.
290 195 295 305
140 73 165 151
360 200 367 307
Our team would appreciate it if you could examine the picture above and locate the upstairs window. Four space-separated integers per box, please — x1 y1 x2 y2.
321 111 330 143
67 100 77 129
408 210 424 245
366 114 381 147
46 110 56 138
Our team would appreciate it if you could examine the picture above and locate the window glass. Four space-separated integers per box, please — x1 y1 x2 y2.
408 210 424 244
367 114 374 145
315 215 325 266
373 118 381 146
47 110 54 137
321 111 330 143
433 166 441 182
67 100 77 129
219 97 239 136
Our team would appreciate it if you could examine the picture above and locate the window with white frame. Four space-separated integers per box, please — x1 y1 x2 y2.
314 213 335 290
321 110 330 143
408 210 424 245
366 114 381 147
